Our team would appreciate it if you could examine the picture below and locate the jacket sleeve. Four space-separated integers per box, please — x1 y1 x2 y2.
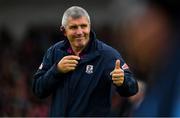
104 49 138 97
32 47 66 98
115 66 138 97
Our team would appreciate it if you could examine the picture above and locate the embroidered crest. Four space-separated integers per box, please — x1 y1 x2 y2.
86 65 93 74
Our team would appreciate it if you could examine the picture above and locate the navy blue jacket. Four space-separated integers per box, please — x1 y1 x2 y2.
32 31 138 117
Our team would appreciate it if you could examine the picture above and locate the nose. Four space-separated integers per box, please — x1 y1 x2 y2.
76 27 83 35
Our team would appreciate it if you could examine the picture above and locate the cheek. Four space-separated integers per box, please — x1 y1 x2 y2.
85 30 90 37
66 32 75 40
64 29 73 36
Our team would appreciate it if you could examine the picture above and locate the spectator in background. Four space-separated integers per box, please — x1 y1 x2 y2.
113 0 180 117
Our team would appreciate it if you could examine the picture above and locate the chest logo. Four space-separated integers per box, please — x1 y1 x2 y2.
86 65 93 74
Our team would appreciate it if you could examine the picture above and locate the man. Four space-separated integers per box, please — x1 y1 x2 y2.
32 6 138 117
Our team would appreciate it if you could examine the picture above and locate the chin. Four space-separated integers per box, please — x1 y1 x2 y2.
76 44 85 48
76 42 85 46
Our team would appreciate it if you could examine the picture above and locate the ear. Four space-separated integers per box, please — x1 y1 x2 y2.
60 26 66 36
60 26 65 32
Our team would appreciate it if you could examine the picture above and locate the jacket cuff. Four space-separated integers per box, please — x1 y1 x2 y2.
116 75 138 97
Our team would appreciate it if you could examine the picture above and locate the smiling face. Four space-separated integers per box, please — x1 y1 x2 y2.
64 16 90 52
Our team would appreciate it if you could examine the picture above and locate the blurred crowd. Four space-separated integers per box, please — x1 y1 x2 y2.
0 0 180 117
0 25 57 116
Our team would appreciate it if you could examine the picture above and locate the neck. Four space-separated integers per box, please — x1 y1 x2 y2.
72 47 84 56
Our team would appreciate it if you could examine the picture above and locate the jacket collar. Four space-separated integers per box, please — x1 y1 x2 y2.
60 31 100 64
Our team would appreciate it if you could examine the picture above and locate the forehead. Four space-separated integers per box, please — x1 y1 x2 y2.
67 16 89 26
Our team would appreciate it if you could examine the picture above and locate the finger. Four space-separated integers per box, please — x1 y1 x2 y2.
64 55 80 60
64 60 79 64
67 67 76 71
110 69 124 76
112 77 124 81
113 69 124 74
113 79 124 86
65 63 78 67
115 59 120 69
112 76 124 81
112 73 124 78
113 78 123 83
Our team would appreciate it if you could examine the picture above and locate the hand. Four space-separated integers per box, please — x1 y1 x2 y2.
110 59 124 86
57 55 80 73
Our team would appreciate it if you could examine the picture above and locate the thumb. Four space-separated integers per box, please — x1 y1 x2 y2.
115 59 120 69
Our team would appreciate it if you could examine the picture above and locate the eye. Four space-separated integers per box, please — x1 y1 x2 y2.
69 25 78 30
81 24 87 29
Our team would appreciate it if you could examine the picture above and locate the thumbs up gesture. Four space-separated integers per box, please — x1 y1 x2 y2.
110 59 124 86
